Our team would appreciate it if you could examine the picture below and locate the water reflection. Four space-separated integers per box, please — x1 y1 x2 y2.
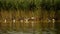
0 18 56 34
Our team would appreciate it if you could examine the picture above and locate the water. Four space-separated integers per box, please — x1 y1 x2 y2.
0 29 56 34
0 18 56 34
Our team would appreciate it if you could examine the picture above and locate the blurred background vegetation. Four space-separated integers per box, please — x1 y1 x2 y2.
0 0 60 11
0 0 60 34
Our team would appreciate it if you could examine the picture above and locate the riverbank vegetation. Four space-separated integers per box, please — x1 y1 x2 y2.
0 0 60 34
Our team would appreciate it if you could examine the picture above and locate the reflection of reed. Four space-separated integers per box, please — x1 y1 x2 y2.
0 10 55 33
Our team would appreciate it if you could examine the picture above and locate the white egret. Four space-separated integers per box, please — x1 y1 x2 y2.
13 19 15 23
52 19 55 23
4 19 6 23
20 20 24 23
25 18 29 23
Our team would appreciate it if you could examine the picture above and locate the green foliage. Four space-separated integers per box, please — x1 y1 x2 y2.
0 0 60 11
0 0 31 10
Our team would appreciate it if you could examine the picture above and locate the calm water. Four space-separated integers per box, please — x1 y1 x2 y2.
0 19 56 34
0 28 56 34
